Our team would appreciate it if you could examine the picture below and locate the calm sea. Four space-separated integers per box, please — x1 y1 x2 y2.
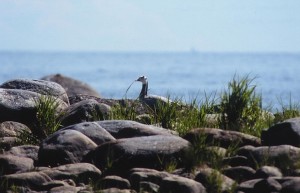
0 51 300 110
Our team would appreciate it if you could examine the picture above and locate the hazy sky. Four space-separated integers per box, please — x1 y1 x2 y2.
1 0 300 52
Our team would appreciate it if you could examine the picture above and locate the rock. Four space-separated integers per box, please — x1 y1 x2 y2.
281 177 300 193
60 99 111 127
0 154 34 175
41 74 100 97
129 168 171 191
0 171 52 192
6 145 39 163
194 167 236 193
138 181 160 193
253 177 282 193
222 155 250 167
48 185 79 193
38 129 97 166
0 137 19 150
237 145 300 174
41 163 102 184
159 175 207 193
237 178 263 193
255 166 283 178
262 117 300 147
183 128 261 148
84 135 190 174
60 122 116 145
0 88 68 138
0 78 69 105
222 166 256 183
98 176 131 189
0 121 30 137
99 188 136 193
97 120 176 139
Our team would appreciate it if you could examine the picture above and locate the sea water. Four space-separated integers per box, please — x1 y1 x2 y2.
0 51 299 110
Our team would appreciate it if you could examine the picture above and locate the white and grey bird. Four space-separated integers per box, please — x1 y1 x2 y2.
136 75 171 110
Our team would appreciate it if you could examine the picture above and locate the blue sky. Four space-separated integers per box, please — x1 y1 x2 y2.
0 0 300 52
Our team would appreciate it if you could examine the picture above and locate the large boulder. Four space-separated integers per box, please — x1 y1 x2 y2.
38 129 97 166
160 175 206 193
60 122 116 145
97 120 176 139
60 99 111 127
262 117 300 147
5 145 39 163
183 128 261 148
84 135 191 174
0 78 69 105
41 74 100 97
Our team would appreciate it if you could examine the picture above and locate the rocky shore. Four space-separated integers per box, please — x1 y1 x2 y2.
1 74 300 193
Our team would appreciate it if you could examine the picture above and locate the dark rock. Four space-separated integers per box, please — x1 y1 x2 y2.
41 180 76 191
194 167 235 193
281 177 300 193
0 78 69 104
0 171 52 192
183 128 261 148
99 176 131 189
60 99 111 127
48 185 79 193
41 163 102 184
222 155 250 167
38 129 97 166
41 74 100 97
129 168 171 191
237 178 263 193
96 120 176 139
159 175 207 193
0 154 34 175
60 121 116 145
237 145 300 174
262 117 300 147
84 135 190 174
6 145 39 163
222 166 256 183
253 177 282 193
255 166 283 178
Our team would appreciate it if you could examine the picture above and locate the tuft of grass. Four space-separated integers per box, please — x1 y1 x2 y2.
274 94 300 123
219 75 265 136
109 99 139 121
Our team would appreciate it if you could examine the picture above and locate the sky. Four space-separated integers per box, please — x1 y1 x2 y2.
0 0 300 53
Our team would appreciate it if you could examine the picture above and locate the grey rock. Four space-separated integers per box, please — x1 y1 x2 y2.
139 181 160 193
41 163 102 184
255 166 283 178
0 137 19 150
97 120 176 139
0 121 30 137
0 78 69 105
237 178 263 193
262 117 300 147
253 178 282 193
60 99 111 127
159 175 207 193
41 74 100 97
84 135 190 174
281 177 300 193
60 121 116 145
6 145 39 163
222 155 250 167
38 129 97 166
237 145 300 174
48 185 79 193
194 167 236 193
0 171 52 192
99 188 136 193
222 166 256 183
129 168 171 191
0 154 34 175
183 128 261 148
99 175 131 189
